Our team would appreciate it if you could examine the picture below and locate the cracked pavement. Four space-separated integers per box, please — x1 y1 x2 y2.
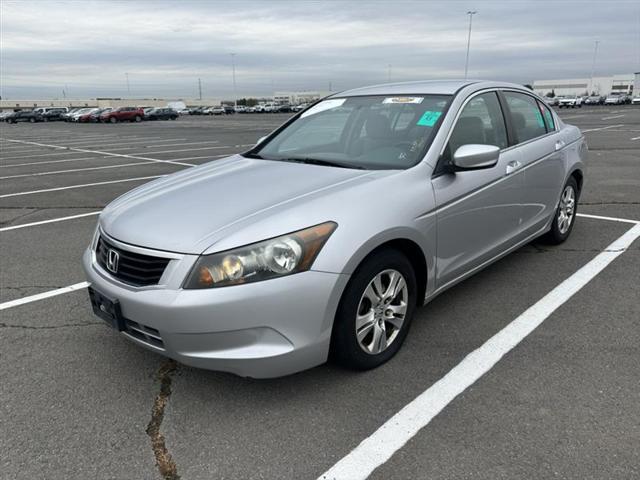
1 109 639 479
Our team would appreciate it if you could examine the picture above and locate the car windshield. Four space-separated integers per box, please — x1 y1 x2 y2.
250 94 452 170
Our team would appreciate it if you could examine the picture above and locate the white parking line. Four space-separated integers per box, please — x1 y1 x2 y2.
2 138 194 167
581 124 624 133
127 144 253 155
0 282 90 311
631 136 640 141
1 156 110 168
0 175 163 198
319 221 640 480
601 114 625 120
576 213 640 225
0 211 100 232
0 161 157 180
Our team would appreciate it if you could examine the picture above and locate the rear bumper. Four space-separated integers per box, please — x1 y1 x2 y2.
83 248 349 378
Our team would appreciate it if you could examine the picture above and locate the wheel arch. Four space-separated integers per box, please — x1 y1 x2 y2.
339 234 430 308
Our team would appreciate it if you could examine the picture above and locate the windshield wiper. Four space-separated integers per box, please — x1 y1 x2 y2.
243 152 264 159
277 157 366 170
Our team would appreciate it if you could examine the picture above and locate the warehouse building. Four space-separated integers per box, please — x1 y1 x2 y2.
532 73 634 97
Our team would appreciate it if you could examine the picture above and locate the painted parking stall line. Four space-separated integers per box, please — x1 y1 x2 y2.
601 114 625 120
0 175 164 198
0 282 90 311
319 222 640 480
0 161 158 180
0 211 101 232
1 138 195 167
581 124 624 133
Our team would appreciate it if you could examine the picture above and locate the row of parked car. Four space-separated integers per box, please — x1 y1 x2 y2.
184 103 308 115
1 106 180 124
545 93 639 108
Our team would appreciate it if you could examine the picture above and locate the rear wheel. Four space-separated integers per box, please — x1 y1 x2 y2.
134 115 141 122
110 117 117 124
29 117 36 123
331 249 417 370
542 176 578 244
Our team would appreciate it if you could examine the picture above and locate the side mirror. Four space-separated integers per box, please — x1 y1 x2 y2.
256 136 267 146
452 144 500 171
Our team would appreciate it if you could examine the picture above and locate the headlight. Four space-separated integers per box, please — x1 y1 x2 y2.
183 222 337 289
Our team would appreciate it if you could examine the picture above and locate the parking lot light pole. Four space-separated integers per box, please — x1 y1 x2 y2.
231 53 237 109
590 40 599 94
125 72 130 95
464 11 477 80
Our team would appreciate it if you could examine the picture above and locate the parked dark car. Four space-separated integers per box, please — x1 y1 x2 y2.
42 108 68 121
100 107 144 123
189 107 205 115
277 104 292 113
223 105 235 114
5 110 43 123
79 108 112 123
146 108 179 121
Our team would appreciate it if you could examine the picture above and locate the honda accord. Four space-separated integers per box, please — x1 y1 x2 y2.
83 80 586 378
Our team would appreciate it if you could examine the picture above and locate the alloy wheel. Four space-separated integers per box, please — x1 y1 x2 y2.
355 269 408 355
557 185 576 234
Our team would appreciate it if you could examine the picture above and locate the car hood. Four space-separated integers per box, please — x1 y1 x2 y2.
100 155 379 254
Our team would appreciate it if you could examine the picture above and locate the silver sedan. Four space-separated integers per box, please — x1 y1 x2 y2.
83 80 586 378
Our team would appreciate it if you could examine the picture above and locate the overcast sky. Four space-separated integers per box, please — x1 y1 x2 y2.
1 0 638 100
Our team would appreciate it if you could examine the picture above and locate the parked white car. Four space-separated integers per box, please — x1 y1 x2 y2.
604 95 624 105
631 96 640 105
558 96 583 108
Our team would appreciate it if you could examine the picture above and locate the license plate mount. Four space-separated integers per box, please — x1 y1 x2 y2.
88 287 125 331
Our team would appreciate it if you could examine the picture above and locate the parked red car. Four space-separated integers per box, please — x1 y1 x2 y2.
99 107 144 123
78 108 106 123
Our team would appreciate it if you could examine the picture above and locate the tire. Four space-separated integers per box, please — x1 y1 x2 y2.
330 249 417 370
134 116 141 122
542 176 579 245
29 117 36 123
110 117 117 124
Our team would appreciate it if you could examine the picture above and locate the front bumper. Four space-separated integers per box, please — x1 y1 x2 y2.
83 247 349 378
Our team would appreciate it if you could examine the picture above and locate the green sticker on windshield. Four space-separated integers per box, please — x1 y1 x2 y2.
417 110 442 127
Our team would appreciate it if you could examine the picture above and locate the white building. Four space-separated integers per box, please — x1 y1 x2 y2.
273 91 328 105
532 74 634 97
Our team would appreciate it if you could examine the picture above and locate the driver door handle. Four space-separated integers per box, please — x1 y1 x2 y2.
555 140 566 151
506 160 521 175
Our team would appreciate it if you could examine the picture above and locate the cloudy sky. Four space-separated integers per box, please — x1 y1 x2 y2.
1 0 638 100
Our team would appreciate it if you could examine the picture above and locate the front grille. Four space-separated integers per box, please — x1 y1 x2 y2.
124 319 165 349
96 235 170 287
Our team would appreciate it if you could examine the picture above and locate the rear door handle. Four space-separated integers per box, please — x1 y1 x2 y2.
555 140 566 151
506 160 521 175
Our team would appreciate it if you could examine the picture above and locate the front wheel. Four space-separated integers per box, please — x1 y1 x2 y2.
331 249 417 370
110 117 117 123
542 177 578 244
29 117 36 123
134 116 141 122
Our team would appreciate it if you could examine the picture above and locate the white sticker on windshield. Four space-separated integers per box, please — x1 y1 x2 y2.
382 97 424 104
300 99 346 118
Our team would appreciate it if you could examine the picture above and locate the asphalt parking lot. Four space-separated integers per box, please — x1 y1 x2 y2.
1 107 639 480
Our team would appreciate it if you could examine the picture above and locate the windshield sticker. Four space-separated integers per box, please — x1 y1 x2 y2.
416 110 442 127
300 99 346 118
382 97 424 104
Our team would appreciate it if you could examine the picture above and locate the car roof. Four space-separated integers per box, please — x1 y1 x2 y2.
332 80 528 97
334 79 530 97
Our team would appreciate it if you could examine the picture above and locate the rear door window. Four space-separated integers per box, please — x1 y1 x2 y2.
503 91 548 143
